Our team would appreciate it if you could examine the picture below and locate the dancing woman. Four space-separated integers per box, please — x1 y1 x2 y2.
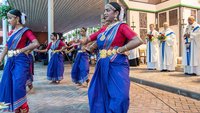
81 2 143 113
71 27 90 87
35 32 67 84
0 9 39 113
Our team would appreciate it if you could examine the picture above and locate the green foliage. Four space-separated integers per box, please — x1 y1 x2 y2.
72 32 77 37
68 34 72 38
93 28 99 32
157 33 167 41
63 36 67 40
77 29 80 34
0 4 12 19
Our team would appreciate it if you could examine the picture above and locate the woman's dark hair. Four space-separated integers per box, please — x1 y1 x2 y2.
109 2 121 19
8 9 25 24
81 27 87 32
58 33 64 40
51 32 58 39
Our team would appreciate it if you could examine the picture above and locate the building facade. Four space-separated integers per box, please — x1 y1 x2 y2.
120 0 200 56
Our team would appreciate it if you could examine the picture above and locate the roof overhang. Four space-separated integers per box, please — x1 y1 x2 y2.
5 0 105 33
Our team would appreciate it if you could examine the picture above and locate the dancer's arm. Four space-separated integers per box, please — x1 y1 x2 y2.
35 48 48 53
0 46 8 64
85 41 97 53
20 39 39 53
117 36 143 53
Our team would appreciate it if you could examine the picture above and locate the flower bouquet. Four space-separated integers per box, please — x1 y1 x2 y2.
191 26 194 30
158 33 166 42
146 34 154 42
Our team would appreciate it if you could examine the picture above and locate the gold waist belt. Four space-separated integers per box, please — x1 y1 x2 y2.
7 50 20 57
100 49 117 58
52 50 61 53
78 50 86 53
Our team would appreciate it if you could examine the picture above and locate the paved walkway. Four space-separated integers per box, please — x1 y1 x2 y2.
130 65 200 94
1 62 200 113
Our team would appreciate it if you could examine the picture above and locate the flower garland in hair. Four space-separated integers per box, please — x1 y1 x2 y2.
119 7 124 21
21 13 26 25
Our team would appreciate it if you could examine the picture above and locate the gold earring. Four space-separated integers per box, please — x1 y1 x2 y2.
16 20 20 25
114 17 118 21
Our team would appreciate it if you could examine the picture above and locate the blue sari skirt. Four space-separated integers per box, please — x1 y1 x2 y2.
88 54 130 113
26 54 34 86
71 52 89 84
47 52 64 81
0 53 30 112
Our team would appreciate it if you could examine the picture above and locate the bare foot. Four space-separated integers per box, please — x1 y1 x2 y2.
50 81 57 84
80 82 89 88
28 84 33 90
27 87 35 94
85 79 90 87
77 83 82 86
56 81 61 84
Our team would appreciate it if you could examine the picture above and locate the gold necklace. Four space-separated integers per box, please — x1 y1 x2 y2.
100 34 106 41
100 21 120 41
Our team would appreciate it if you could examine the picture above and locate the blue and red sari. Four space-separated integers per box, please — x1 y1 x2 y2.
0 27 30 112
88 22 130 113
47 40 64 81
71 49 89 84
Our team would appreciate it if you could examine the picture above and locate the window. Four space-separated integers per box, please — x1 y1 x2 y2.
159 12 167 27
169 9 178 26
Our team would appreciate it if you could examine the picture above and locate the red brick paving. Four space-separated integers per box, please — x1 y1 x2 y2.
129 65 200 94
130 83 200 113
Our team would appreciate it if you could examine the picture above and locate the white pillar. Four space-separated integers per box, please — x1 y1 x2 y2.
2 0 8 46
104 0 109 4
48 0 54 61
8 25 12 32
2 0 8 64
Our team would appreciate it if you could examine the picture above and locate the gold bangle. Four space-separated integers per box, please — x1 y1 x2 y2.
117 48 122 54
16 49 21 54
90 45 94 49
